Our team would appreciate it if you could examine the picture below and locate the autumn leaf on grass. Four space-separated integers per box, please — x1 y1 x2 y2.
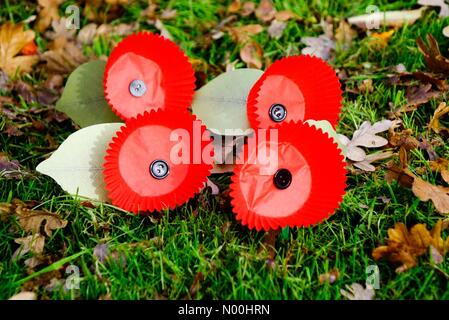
413 177 449 214
228 24 264 44
386 165 449 214
429 102 449 135
15 206 67 236
372 221 449 272
388 125 419 167
255 0 276 22
42 37 87 75
335 20 357 50
240 41 263 69
338 120 392 167
340 283 375 300
0 23 38 77
368 30 394 50
402 83 441 113
301 35 335 61
417 33 449 75
12 234 45 261
427 158 449 184
37 0 63 33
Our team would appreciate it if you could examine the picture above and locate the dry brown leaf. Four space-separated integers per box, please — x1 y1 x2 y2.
160 9 177 20
0 23 38 77
417 33 449 75
37 0 63 33
255 0 276 22
16 206 67 236
240 41 263 69
373 221 449 272
13 234 45 260
228 0 241 13
412 177 449 214
385 162 415 188
429 102 449 135
241 1 256 16
41 37 87 75
386 164 449 215
388 128 419 151
275 10 296 22
228 24 264 44
335 20 357 50
428 158 449 184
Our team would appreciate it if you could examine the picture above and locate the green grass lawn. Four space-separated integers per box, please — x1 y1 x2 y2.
1 0 449 299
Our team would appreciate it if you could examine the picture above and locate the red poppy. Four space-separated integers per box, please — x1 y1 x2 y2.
103 110 214 213
230 121 347 231
247 55 342 129
104 32 195 120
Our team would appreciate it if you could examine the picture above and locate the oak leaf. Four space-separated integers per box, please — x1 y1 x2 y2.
429 102 449 135
42 37 87 75
37 0 63 32
240 41 263 69
0 23 38 76
255 0 276 22
417 33 449 75
373 221 449 272
15 206 67 236
340 283 375 300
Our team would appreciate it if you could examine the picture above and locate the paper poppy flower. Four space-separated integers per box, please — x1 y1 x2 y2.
247 55 342 129
230 121 347 231
103 110 214 213
104 32 195 120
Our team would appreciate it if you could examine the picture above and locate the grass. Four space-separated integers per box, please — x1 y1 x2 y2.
1 0 449 299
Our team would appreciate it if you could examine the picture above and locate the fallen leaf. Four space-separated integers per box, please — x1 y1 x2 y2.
15 206 68 236
0 23 39 76
418 136 438 161
348 8 425 29
227 0 241 13
418 0 449 17
241 1 256 16
417 33 449 75
428 158 449 184
268 20 287 39
255 0 276 22
0 154 21 179
42 37 87 75
373 221 449 272
12 234 45 260
8 291 37 300
275 10 296 22
340 283 375 300
45 18 76 40
340 120 392 162
412 177 449 214
228 24 264 44
335 20 357 50
353 151 394 172
429 102 449 135
37 0 63 32
369 30 395 50
240 41 263 69
301 34 335 61
160 9 177 20
403 83 440 111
